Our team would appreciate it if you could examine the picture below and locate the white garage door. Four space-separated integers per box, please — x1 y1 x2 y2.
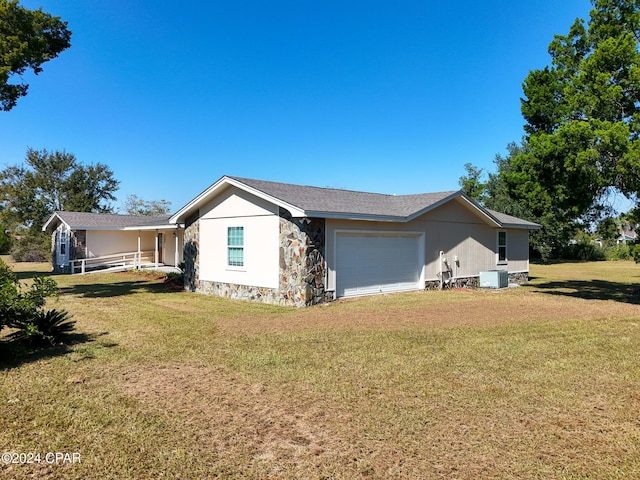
335 232 422 298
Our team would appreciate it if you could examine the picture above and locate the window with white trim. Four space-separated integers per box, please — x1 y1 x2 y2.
227 226 244 268
497 231 507 264
60 230 67 255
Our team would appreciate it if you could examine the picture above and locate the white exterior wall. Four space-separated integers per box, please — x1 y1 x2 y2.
159 229 183 266
326 197 531 291
85 229 182 265
85 230 150 257
198 186 280 289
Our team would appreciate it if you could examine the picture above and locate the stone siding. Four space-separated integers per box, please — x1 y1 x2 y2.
183 218 200 292
425 275 480 290
425 272 528 290
508 271 529 285
278 209 328 306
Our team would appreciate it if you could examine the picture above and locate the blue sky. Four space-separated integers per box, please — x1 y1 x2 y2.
1 0 593 213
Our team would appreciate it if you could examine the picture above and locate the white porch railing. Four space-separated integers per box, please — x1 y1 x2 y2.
70 250 155 274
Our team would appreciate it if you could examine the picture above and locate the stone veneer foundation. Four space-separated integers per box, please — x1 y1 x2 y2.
425 272 529 290
182 209 330 307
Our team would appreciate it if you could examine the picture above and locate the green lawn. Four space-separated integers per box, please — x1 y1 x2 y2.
1 259 640 479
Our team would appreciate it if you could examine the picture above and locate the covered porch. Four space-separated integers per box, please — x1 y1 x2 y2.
42 211 184 274
70 226 184 274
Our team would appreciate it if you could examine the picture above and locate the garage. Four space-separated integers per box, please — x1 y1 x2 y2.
335 232 423 298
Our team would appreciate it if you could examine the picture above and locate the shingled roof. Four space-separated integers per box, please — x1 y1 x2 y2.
171 176 540 229
43 211 173 232
229 176 460 219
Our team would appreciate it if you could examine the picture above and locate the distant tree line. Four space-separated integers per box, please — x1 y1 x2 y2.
0 149 171 261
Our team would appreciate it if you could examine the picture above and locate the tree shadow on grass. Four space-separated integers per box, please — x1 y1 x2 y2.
14 270 52 281
531 279 640 305
0 331 117 370
59 279 182 298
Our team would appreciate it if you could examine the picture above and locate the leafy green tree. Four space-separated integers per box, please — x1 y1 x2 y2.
0 0 72 110
497 0 640 257
458 163 486 202
0 148 119 231
596 216 620 245
0 220 10 254
124 194 172 216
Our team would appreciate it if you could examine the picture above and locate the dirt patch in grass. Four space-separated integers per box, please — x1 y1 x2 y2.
119 363 350 478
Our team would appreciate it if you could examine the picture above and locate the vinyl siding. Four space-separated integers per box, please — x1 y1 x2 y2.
326 197 531 291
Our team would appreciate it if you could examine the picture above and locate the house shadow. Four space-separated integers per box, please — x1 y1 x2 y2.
0 332 116 370
531 279 640 305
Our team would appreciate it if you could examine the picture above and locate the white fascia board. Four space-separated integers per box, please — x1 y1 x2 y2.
445 193 503 227
169 175 305 223
42 213 69 232
62 224 179 231
224 177 306 217
169 176 228 224
122 224 181 231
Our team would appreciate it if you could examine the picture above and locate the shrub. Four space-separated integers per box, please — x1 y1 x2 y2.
560 240 606 261
604 243 632 261
7 309 75 346
10 231 50 262
631 242 640 264
0 258 65 341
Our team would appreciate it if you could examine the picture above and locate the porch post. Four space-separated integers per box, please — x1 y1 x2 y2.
154 230 159 268
174 231 179 267
137 231 141 269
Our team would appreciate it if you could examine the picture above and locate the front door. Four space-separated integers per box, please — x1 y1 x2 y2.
157 233 163 264
57 228 69 268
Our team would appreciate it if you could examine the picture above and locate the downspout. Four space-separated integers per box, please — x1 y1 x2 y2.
439 250 444 290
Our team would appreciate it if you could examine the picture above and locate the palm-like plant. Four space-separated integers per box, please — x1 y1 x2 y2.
8 309 76 346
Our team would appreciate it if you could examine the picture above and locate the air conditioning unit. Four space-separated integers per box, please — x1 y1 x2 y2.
479 270 508 289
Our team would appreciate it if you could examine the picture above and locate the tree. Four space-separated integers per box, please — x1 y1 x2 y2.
496 0 640 257
124 194 172 216
0 148 119 231
596 216 620 245
458 163 486 202
0 0 72 110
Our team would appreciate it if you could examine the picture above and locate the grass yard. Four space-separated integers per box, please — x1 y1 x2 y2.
1 258 640 479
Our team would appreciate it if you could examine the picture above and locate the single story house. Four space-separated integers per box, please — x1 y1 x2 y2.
169 176 540 306
42 211 183 273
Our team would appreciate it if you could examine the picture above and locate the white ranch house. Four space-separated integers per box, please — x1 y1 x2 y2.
44 175 539 306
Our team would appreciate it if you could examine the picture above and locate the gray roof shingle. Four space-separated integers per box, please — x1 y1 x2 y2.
229 176 458 218
485 209 540 228
50 211 172 230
